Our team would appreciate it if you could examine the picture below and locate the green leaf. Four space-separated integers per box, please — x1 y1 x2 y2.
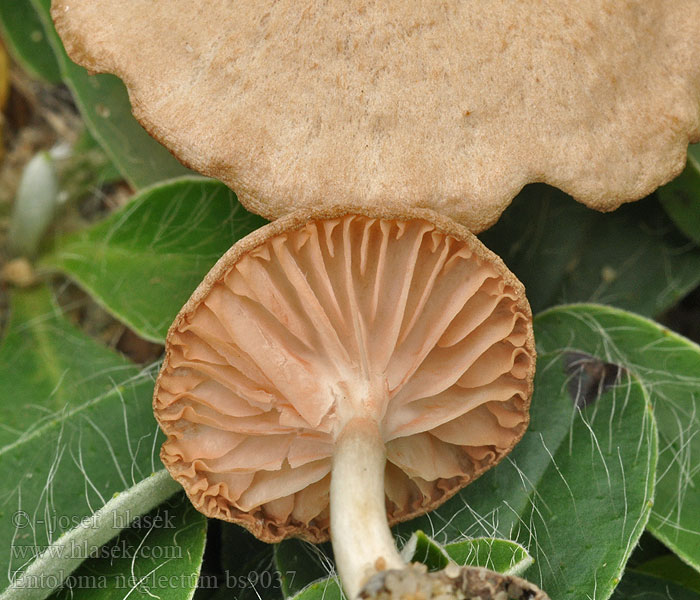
0 0 60 83
633 554 700 595
275 534 533 600
0 287 180 599
71 129 122 186
29 0 192 189
4 472 181 600
274 539 330 598
0 286 133 448
399 531 532 576
535 305 700 572
659 145 700 245
400 531 451 571
291 578 343 600
627 532 674 568
191 522 280 600
611 571 700 600
395 306 658 600
443 538 533 576
287 536 533 600
41 177 266 343
47 493 207 600
480 186 700 317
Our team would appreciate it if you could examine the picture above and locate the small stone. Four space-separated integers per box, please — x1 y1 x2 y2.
601 265 617 283
444 563 461 579
1 257 37 287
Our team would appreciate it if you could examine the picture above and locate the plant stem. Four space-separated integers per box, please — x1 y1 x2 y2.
330 417 404 599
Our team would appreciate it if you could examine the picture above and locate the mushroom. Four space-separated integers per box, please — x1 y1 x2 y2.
52 1 700 232
153 205 537 598
51 3 697 598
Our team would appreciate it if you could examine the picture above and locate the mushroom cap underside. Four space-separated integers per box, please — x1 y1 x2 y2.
53 0 700 232
154 206 535 542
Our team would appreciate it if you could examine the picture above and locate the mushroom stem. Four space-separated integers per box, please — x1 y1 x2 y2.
331 417 404 599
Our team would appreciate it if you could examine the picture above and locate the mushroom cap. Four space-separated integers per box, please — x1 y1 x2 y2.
53 1 700 232
153 205 535 542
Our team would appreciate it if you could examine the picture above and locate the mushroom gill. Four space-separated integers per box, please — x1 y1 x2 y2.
154 207 534 543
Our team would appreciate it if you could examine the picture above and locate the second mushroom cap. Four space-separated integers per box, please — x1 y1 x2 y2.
53 1 700 231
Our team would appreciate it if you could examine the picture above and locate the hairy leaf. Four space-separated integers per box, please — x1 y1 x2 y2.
274 539 330 599
633 554 700 594
612 571 700 600
291 578 342 600
0 287 185 600
288 535 534 600
208 525 281 600
659 145 700 245
395 306 657 600
400 531 451 571
0 287 133 448
536 305 700 572
480 185 700 317
41 177 266 343
48 494 206 600
4 472 181 600
443 538 533 576
400 531 532 575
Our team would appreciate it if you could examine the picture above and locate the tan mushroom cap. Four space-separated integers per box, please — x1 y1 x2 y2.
153 205 535 542
53 1 700 232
